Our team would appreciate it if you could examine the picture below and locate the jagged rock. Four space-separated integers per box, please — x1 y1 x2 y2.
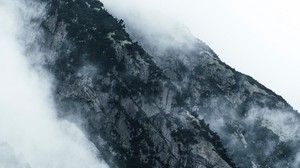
125 8 299 167
36 0 300 168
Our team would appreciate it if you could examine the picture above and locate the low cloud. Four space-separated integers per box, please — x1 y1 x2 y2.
101 0 199 55
0 0 108 167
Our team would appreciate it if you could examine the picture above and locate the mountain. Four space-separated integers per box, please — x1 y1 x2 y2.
34 0 300 167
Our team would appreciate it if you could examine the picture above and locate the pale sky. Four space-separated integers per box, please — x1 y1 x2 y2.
102 0 300 111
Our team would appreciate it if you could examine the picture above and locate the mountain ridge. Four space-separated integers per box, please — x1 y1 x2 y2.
34 0 300 167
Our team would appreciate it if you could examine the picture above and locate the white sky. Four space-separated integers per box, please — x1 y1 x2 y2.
102 0 300 111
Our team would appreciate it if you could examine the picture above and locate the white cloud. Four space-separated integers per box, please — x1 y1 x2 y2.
101 0 300 111
0 0 108 167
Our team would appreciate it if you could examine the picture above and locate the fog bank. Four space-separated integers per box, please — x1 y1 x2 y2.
0 1 108 167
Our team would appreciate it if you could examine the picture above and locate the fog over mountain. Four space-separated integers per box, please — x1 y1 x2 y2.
1 0 300 168
0 1 108 167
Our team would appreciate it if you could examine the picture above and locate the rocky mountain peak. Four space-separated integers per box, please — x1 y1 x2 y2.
33 0 300 167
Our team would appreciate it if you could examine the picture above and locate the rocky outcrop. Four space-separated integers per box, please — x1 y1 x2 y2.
126 11 299 168
39 0 236 167
37 0 300 168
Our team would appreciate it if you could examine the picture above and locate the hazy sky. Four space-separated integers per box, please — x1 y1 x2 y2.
102 0 300 111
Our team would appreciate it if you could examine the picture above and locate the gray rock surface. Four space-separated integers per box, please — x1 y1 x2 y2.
32 0 300 168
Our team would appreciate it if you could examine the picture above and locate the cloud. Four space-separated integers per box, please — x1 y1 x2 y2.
101 0 199 54
0 0 108 167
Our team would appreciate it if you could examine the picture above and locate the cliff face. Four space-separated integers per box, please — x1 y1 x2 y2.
127 23 298 168
38 0 300 168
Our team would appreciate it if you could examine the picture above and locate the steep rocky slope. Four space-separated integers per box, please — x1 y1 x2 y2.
39 0 236 167
35 0 300 167
124 11 300 168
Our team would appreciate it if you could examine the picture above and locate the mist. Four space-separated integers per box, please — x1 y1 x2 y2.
0 1 108 167
101 0 300 111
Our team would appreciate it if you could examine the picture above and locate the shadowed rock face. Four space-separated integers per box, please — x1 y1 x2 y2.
37 0 300 168
39 0 235 167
